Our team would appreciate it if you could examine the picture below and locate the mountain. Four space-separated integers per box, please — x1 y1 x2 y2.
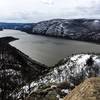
17 53 100 100
1 19 100 43
64 77 100 100
0 22 33 33
32 19 100 43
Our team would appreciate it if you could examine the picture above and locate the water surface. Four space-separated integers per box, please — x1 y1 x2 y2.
0 29 100 66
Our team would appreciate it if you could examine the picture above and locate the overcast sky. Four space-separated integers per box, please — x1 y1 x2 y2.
0 0 100 22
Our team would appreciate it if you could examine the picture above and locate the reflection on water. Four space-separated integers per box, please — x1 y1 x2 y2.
0 29 100 66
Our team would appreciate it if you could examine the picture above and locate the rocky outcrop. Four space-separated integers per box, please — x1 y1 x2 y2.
64 77 100 100
20 54 100 100
26 80 74 100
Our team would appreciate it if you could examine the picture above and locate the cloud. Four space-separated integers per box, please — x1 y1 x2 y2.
41 0 53 5
0 0 100 22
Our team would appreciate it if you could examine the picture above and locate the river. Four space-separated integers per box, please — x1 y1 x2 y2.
0 29 100 66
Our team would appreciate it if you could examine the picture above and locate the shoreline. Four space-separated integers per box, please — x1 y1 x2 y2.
0 36 48 74
27 31 100 45
0 36 50 100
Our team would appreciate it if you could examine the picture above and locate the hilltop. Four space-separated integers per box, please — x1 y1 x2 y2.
31 19 100 43
19 54 100 100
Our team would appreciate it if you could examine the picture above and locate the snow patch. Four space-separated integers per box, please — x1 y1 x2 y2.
14 54 100 99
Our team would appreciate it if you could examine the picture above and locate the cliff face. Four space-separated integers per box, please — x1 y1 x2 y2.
64 77 100 100
0 37 48 100
32 19 100 42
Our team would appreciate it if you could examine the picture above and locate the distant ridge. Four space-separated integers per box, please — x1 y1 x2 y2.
1 19 100 43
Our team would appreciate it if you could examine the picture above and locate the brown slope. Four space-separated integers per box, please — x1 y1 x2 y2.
64 77 100 100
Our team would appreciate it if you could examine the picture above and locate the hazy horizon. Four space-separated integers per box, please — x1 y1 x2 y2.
1 18 100 24
0 0 100 23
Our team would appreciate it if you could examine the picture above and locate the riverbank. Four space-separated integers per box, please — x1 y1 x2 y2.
0 36 49 100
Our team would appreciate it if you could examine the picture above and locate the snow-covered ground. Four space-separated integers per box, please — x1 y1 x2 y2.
13 54 100 99
32 19 100 41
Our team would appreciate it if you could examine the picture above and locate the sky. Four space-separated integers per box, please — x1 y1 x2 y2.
0 0 100 22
